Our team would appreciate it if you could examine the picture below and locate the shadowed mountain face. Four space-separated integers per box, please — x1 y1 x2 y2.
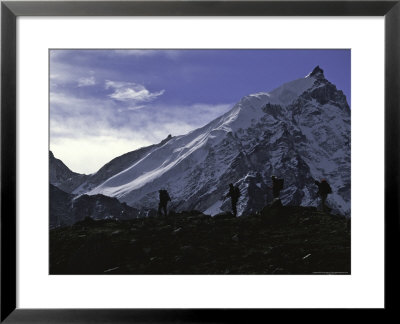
50 183 75 227
51 66 350 216
49 151 88 193
50 184 139 228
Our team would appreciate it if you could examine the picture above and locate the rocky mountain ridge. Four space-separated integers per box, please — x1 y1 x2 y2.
50 66 350 217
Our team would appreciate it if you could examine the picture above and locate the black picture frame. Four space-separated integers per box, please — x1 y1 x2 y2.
1 0 399 322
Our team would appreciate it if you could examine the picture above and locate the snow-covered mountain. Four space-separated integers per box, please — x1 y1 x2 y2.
51 66 351 216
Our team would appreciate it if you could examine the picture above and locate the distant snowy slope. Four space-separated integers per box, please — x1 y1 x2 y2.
73 135 174 195
65 66 351 216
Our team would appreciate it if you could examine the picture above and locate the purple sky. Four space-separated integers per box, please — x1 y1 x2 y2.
50 49 350 174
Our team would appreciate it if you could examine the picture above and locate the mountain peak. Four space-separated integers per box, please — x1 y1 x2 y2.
160 134 173 145
306 65 325 79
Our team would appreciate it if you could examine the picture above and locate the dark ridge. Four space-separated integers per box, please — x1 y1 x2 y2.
49 184 140 228
50 206 350 275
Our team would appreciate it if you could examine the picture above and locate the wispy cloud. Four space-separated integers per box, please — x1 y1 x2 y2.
127 105 147 111
105 80 165 103
78 76 96 87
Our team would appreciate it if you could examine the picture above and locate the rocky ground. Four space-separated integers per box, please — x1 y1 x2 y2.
50 206 350 275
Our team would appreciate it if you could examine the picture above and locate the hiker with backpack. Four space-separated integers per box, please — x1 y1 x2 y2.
314 179 332 211
227 183 241 217
158 189 171 217
271 175 284 199
268 175 284 208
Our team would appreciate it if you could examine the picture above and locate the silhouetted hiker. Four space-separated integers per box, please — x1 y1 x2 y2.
158 189 171 217
314 179 332 211
226 183 241 217
271 176 284 199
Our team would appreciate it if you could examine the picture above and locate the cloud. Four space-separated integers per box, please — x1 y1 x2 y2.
127 105 146 111
50 62 101 91
105 80 165 103
50 62 76 86
78 76 96 87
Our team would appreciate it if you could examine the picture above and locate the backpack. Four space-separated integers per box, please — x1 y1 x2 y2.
321 181 332 194
160 190 171 202
234 186 241 199
326 184 332 194
277 178 284 191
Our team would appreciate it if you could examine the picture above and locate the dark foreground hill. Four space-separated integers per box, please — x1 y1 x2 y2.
50 206 350 275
